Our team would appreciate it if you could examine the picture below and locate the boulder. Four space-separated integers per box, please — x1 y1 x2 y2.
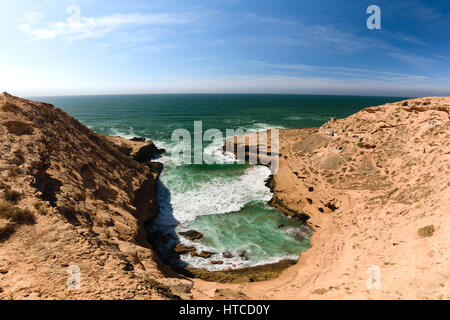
179 230 203 241
173 243 196 254
191 251 215 259
222 251 233 258
239 250 248 261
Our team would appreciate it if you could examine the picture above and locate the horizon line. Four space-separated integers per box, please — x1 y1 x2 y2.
21 92 417 99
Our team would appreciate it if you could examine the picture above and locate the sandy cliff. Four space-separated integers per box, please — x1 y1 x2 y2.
193 97 450 299
1 93 449 300
0 93 189 299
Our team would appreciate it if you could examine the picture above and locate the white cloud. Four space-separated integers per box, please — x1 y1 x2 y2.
20 11 45 23
20 8 193 42
385 51 435 65
249 61 430 82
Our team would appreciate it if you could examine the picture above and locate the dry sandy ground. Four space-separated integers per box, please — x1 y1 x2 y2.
191 97 450 300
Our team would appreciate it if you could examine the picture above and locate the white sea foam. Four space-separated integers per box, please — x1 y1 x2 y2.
108 126 138 140
145 122 309 270
180 249 299 271
243 123 285 134
286 116 304 121
202 141 235 164
155 166 272 225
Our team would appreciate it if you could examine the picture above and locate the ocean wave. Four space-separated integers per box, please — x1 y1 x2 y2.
241 122 285 134
155 166 272 225
202 141 236 164
107 126 138 140
285 116 304 121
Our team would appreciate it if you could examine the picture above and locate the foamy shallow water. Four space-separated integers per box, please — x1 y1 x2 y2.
148 146 312 271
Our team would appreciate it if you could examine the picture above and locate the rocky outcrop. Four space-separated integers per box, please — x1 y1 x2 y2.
104 135 165 163
187 259 297 283
133 143 165 163
0 93 186 300
191 251 215 259
223 131 280 165
1 93 449 300
205 97 450 300
179 230 203 241
173 243 196 254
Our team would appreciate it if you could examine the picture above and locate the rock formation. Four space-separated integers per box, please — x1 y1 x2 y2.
179 230 203 241
1 93 449 300
0 93 189 299
201 97 449 299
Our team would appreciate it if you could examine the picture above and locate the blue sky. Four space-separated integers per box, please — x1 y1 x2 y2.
1 0 449 96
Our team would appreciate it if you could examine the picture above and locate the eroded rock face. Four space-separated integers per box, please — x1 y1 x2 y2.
186 259 297 284
133 143 165 163
105 135 166 164
245 97 450 299
213 97 449 300
118 144 132 156
0 93 185 300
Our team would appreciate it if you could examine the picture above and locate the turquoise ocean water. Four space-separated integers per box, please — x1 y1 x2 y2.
39 94 404 270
